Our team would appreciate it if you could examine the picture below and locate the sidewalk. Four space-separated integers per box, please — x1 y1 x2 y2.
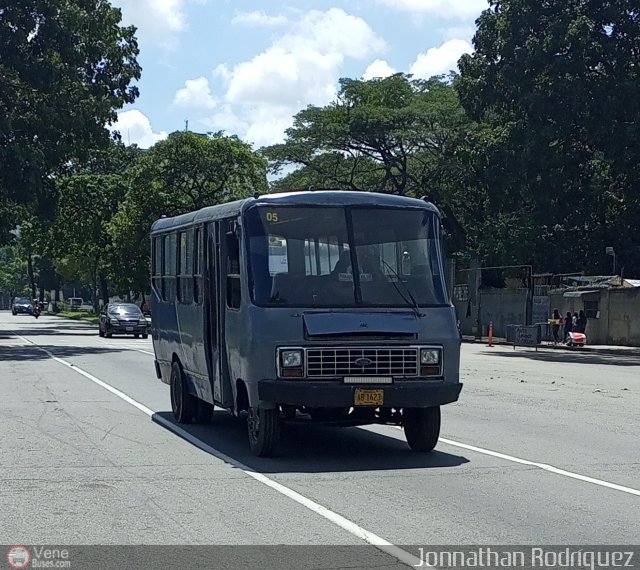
461 335 640 356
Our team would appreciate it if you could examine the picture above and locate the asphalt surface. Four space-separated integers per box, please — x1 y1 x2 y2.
0 313 638 565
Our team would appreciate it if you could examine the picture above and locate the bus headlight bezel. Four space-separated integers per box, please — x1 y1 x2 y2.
281 349 303 368
278 348 304 378
420 348 441 365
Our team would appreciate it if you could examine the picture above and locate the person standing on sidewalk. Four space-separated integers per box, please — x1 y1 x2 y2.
551 309 562 344
564 311 573 343
577 310 587 334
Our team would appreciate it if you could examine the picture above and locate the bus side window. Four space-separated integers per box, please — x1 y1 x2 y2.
178 230 193 304
153 237 163 297
193 227 202 304
226 222 241 309
164 233 177 302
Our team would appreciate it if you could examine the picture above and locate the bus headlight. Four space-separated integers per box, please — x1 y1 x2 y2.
420 348 441 365
278 349 304 378
281 350 302 368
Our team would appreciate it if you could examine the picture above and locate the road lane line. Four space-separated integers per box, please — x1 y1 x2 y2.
134 349 155 356
12 333 423 568
438 438 640 497
96 337 155 356
385 426 640 498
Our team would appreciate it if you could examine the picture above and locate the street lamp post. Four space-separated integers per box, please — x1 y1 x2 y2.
605 247 616 275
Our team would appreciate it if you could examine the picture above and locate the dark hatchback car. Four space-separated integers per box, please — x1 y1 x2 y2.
12 297 33 315
99 303 148 338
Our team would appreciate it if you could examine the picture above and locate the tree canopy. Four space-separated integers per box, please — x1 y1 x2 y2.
456 0 640 274
264 75 476 252
0 0 140 238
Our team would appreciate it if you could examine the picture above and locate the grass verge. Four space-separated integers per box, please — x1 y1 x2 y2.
50 311 100 325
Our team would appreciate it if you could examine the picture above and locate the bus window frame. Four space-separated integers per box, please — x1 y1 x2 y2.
225 219 242 310
177 229 194 305
193 226 203 305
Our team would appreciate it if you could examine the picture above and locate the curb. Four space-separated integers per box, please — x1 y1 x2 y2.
461 337 640 357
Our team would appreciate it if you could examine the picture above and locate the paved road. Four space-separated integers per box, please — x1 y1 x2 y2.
0 313 638 566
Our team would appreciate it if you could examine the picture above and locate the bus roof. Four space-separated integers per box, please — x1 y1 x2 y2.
150 191 440 233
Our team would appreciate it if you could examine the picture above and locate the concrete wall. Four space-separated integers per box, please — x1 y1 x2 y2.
455 288 529 338
605 288 640 346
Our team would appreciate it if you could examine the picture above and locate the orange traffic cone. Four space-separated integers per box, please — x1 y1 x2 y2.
488 321 494 347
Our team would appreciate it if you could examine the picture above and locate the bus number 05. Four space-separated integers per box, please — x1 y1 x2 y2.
266 212 279 222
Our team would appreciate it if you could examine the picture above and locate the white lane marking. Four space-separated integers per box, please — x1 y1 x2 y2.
96 337 155 356
386 426 640 498
136 349 155 356
438 438 640 498
13 333 422 568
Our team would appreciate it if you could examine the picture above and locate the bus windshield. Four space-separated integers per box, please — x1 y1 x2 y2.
246 206 449 308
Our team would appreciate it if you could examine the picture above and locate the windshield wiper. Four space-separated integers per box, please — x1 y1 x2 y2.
380 259 422 318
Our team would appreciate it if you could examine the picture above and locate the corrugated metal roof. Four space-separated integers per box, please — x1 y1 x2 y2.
563 290 600 298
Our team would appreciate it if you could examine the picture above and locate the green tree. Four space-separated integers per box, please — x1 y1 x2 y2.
0 245 30 299
456 0 640 275
0 0 140 238
52 174 128 306
264 74 479 253
110 131 268 294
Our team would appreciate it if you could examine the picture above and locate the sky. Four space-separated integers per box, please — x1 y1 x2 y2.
109 0 489 149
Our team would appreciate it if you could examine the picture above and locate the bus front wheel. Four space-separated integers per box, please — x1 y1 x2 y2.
247 407 280 457
170 362 197 423
403 406 441 452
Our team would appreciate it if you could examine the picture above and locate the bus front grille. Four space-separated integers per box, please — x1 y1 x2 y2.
305 347 419 378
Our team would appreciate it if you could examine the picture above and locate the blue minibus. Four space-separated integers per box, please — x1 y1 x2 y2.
150 191 462 456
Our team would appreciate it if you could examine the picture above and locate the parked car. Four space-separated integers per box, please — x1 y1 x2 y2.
11 297 33 315
99 303 149 339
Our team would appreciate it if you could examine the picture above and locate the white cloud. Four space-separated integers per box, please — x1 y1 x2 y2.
112 0 202 48
363 59 397 80
232 10 288 27
173 77 216 109
111 110 168 149
379 0 487 20
206 9 385 147
409 39 473 78
442 25 477 42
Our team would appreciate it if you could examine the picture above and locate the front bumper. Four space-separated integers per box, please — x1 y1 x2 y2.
108 324 148 334
14 306 32 313
258 379 462 408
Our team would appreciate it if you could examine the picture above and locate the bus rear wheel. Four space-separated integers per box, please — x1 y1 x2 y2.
247 407 280 457
170 362 197 423
403 406 441 452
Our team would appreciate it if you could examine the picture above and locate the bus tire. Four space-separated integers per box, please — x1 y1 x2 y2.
403 406 440 452
247 407 280 457
170 361 197 424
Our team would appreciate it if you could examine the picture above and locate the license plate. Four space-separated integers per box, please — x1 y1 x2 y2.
126 327 134 332
354 388 384 407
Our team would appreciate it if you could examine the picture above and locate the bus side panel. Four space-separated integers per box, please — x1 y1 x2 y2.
151 294 180 385
176 303 214 403
174 224 214 404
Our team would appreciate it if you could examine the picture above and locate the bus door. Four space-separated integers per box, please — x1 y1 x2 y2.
205 221 232 407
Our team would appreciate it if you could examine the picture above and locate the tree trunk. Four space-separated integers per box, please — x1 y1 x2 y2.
99 272 109 309
27 252 36 299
